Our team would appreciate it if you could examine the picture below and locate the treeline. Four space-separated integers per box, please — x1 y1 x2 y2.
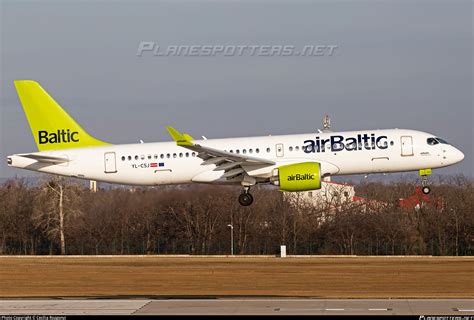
0 176 472 256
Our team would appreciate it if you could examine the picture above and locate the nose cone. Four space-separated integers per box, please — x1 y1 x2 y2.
451 147 465 164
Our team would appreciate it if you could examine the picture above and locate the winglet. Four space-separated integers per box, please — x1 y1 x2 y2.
166 126 194 146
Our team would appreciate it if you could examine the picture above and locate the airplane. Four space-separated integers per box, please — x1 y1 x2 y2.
7 80 465 206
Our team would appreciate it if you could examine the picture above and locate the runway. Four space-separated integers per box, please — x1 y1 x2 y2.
1 299 473 315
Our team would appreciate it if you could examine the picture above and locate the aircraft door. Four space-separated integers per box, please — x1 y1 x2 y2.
276 143 284 157
400 136 414 156
104 152 117 173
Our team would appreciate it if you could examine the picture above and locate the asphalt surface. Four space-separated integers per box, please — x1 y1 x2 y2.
0 299 473 315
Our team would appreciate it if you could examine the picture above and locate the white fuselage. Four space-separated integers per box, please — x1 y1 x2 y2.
8 129 464 186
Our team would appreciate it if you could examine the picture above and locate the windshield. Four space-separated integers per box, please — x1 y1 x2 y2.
436 137 449 144
427 137 450 146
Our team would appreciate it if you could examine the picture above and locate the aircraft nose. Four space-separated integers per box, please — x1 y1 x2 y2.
451 147 464 164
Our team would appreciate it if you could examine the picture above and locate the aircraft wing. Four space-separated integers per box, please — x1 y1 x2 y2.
18 154 69 164
166 126 275 178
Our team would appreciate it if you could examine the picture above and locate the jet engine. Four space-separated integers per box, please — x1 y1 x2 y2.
272 162 321 192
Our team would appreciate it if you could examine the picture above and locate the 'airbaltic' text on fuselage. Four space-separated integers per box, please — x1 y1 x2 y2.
303 134 389 153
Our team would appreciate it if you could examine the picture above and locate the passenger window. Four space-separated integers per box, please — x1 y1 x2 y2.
166 154 170 158
121 156 125 161
242 149 247 154
128 156 132 161
141 155 145 160
266 147 270 153
192 152 196 157
236 150 240 154
230 150 233 153
154 154 158 159
160 154 164 159
289 146 293 152
295 146 299 151
249 149 253 154
256 148 260 153
179 153 183 158
173 153 177 158
135 155 139 160
186 152 189 157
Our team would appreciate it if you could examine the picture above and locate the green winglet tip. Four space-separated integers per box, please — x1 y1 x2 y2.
166 126 194 146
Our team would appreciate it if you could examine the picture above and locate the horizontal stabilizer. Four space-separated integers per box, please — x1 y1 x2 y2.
18 154 69 164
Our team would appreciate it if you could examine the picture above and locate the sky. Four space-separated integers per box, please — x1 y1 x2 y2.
0 0 472 180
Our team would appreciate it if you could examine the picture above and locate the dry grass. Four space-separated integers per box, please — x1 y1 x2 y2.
0 256 473 298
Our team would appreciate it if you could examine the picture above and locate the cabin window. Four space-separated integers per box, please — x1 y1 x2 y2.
135 155 139 160
236 150 240 154
242 149 247 154
192 152 196 157
179 153 183 158
249 149 253 154
256 148 260 153
128 156 132 161
166 154 170 158
289 146 293 152
121 156 125 161
160 154 164 159
140 155 145 160
173 153 177 158
186 152 189 157
266 147 270 153
295 146 300 151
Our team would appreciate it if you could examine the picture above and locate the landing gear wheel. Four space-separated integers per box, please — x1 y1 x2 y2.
238 192 254 206
419 169 432 196
422 186 431 195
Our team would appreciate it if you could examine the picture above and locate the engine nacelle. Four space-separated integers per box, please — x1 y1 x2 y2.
272 162 321 192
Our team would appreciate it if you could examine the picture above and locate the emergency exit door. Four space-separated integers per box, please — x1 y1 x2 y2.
104 152 117 173
400 136 414 156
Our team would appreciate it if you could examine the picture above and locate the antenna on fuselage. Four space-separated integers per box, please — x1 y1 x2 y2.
321 114 332 133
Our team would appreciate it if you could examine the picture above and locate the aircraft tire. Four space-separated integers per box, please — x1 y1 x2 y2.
238 193 254 206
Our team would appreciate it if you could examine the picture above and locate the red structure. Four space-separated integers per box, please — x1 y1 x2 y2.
399 186 443 210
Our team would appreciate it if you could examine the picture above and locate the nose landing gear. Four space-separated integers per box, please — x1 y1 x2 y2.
238 187 254 206
419 169 432 195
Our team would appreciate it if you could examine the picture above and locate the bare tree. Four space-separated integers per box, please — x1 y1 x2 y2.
33 177 82 255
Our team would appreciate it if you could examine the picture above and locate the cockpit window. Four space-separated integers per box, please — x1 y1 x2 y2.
436 137 449 144
427 138 439 145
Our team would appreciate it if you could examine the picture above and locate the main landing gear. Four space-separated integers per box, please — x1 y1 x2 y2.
419 169 432 195
238 187 254 206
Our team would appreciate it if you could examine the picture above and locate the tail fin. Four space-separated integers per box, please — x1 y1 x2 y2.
14 80 110 151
